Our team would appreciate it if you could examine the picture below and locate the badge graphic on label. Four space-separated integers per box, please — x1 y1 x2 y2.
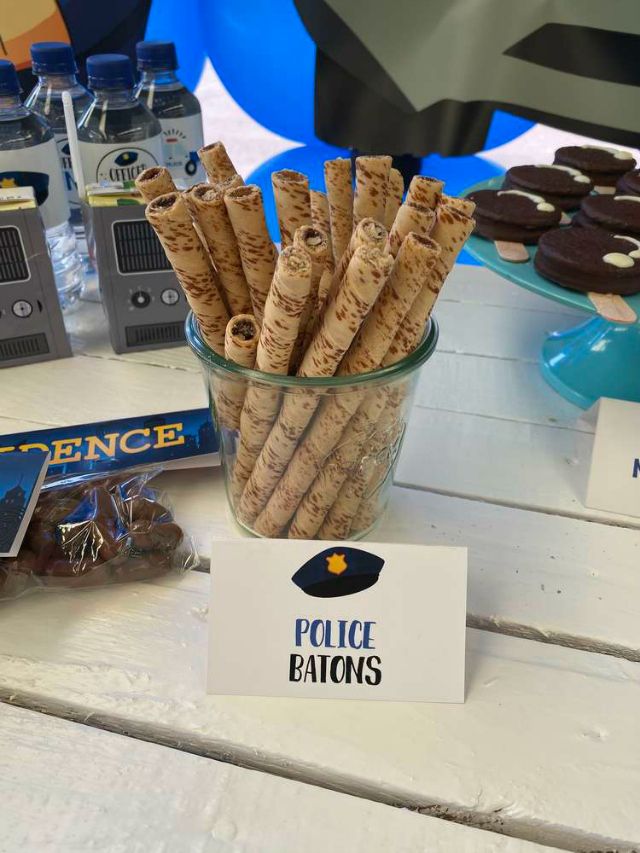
291 547 385 598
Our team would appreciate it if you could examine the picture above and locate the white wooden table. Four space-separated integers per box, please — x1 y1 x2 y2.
1 265 639 853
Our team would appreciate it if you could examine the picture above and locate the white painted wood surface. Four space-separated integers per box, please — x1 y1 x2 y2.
2 704 557 853
0 573 638 852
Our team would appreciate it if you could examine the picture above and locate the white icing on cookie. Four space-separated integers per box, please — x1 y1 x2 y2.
614 195 640 204
580 145 635 161
603 253 635 268
497 189 555 212
536 164 591 183
614 235 640 258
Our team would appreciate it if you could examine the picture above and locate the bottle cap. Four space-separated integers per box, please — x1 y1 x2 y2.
0 60 20 96
31 42 77 75
136 41 178 72
87 54 134 90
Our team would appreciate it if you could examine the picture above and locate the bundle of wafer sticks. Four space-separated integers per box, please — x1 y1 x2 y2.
139 143 475 539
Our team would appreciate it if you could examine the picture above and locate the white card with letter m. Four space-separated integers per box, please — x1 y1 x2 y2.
208 540 467 703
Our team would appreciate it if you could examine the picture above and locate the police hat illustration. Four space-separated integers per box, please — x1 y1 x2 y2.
292 547 384 598
115 151 139 167
0 171 49 206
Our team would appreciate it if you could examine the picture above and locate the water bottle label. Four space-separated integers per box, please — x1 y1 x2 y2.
159 115 205 184
0 137 70 230
79 135 164 184
55 133 80 212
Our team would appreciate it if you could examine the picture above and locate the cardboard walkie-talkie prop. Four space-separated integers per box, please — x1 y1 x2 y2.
0 187 72 368
88 184 189 353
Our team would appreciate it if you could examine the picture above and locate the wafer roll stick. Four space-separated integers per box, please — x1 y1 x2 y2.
406 175 444 209
384 204 475 364
146 192 229 355
324 158 353 267
135 166 176 202
340 234 441 374
288 234 440 537
214 314 260 430
288 389 387 539
291 225 330 371
183 177 252 315
319 218 388 320
232 248 311 499
387 202 435 256
272 169 312 248
441 193 476 218
310 189 334 268
241 247 392 529
199 141 240 185
224 184 278 325
384 167 404 229
353 155 392 225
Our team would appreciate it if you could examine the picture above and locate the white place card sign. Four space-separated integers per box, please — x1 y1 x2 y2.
585 398 640 518
208 540 467 703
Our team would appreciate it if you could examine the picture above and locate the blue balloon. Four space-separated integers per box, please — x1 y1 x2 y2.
145 0 206 92
247 143 349 242
199 0 316 143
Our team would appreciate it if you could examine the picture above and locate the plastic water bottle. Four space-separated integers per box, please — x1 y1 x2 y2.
135 41 205 185
0 59 83 309
25 41 93 269
77 54 163 185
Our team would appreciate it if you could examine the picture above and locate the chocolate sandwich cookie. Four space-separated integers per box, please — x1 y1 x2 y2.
573 195 640 237
617 169 640 197
554 145 636 188
534 229 640 295
467 188 561 243
503 164 592 210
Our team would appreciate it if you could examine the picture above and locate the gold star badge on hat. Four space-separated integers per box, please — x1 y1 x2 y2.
326 552 347 575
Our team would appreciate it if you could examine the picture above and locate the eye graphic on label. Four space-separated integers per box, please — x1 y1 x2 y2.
292 547 384 598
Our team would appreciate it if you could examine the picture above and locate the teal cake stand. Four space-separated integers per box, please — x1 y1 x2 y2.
463 177 640 409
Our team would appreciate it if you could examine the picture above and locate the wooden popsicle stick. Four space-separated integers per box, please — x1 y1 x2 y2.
588 292 638 324
495 240 529 263
594 185 616 195
560 212 571 225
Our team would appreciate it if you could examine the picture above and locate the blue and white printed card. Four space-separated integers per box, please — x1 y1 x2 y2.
0 450 49 557
208 540 467 703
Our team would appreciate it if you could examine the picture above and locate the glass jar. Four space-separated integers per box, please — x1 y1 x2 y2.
186 312 438 540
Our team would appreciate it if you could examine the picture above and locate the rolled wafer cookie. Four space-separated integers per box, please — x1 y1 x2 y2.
319 218 388 320
310 189 334 267
353 155 392 225
232 248 311 501
145 192 229 355
384 167 404 229
341 234 441 374
224 184 278 325
291 225 330 371
215 314 260 430
251 247 393 534
324 158 353 267
183 177 252 315
272 169 312 248
135 166 176 203
441 193 476 218
287 234 441 537
384 204 475 364
387 202 436 256
199 141 240 185
406 175 444 210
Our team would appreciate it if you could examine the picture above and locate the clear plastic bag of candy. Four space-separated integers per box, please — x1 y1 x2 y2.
0 468 199 601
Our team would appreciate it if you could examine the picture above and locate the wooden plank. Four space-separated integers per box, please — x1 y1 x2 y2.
0 574 637 851
416 351 584 430
397 406 640 528
2 705 553 853
153 468 640 659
